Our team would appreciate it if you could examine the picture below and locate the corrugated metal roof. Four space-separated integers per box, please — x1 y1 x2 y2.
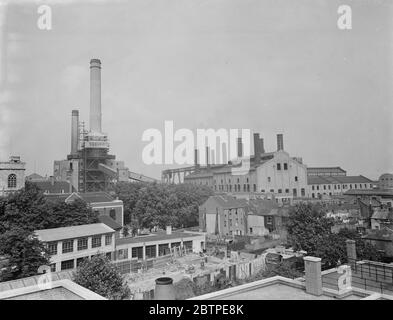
35 223 115 242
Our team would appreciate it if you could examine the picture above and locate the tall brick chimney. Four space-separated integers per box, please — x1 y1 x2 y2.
237 137 243 158
253 133 261 164
90 59 102 133
277 134 284 151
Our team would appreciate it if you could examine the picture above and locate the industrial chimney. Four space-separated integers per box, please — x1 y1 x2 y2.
277 134 284 151
237 137 243 158
70 110 79 155
194 149 200 169
90 59 102 133
206 146 210 169
253 133 261 164
259 138 265 154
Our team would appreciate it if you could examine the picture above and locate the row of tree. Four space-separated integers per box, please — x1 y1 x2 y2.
111 182 213 232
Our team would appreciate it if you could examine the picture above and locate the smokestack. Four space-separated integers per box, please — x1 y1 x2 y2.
253 133 261 164
277 134 284 151
237 137 243 158
154 277 175 300
206 146 210 168
90 59 102 133
194 149 199 168
259 138 265 154
71 110 79 155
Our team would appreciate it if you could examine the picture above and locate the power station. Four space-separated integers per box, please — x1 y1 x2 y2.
54 59 157 192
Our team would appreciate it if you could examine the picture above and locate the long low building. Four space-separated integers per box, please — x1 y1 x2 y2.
34 224 205 273
306 175 374 199
35 223 116 272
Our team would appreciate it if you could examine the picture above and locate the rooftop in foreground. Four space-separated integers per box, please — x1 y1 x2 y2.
0 279 106 300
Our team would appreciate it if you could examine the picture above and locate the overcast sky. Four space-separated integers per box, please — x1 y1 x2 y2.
0 0 392 180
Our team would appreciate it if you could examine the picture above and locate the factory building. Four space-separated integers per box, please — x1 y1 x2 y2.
0 156 26 197
53 59 155 193
306 175 374 199
184 133 308 201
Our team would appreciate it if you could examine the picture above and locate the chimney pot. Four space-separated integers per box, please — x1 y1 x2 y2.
154 277 175 300
303 256 323 296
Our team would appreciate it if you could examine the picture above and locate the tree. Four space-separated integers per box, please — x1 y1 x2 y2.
0 228 50 281
286 204 383 269
286 203 334 254
73 255 130 300
112 182 213 230
258 262 303 280
0 182 99 233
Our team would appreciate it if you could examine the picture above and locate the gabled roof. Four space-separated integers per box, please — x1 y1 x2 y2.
246 199 279 215
371 209 393 221
65 192 115 204
33 180 73 194
204 195 248 209
35 223 115 242
98 215 122 230
25 173 45 181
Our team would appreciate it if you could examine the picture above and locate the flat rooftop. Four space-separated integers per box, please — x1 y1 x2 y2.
189 276 368 300
215 283 361 300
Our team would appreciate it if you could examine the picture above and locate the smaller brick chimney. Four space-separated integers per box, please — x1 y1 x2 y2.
303 256 323 296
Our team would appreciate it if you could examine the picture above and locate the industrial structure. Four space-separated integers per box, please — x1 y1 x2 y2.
54 59 157 192
162 132 375 200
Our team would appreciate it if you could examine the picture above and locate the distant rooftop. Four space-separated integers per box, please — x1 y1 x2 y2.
307 175 373 185
44 191 118 204
35 223 115 242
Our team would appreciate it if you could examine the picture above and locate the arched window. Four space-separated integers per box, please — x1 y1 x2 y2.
8 174 17 188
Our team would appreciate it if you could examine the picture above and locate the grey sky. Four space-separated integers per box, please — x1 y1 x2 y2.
0 0 392 180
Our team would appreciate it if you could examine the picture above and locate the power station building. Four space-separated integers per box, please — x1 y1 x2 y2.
184 134 308 202
53 59 155 192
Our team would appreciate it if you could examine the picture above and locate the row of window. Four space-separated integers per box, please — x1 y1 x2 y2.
276 163 288 171
52 252 112 272
215 184 257 192
311 183 372 191
47 234 112 255
117 241 194 261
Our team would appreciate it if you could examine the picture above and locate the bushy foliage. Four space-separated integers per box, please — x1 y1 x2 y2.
286 203 382 269
0 182 99 281
73 255 130 300
0 228 50 281
112 182 213 230
0 182 99 233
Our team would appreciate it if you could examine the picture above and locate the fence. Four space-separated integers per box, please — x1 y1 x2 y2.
322 259 393 295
